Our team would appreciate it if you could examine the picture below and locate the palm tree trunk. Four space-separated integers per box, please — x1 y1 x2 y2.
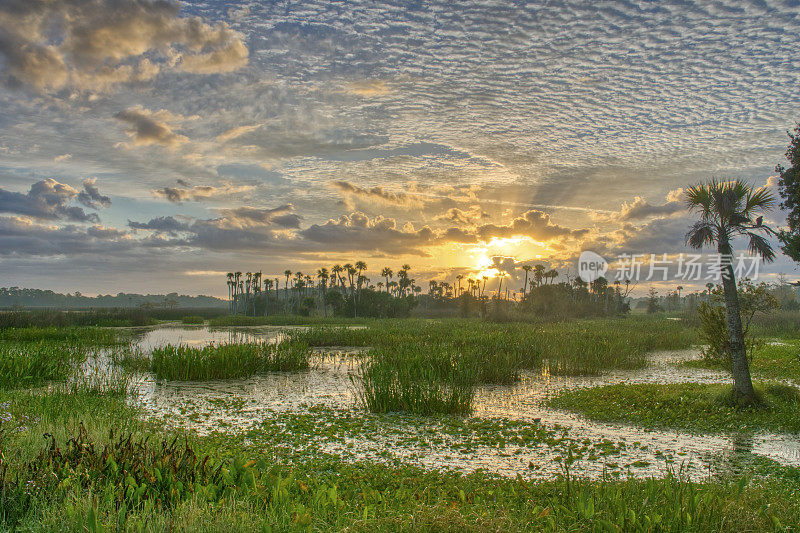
719 249 755 401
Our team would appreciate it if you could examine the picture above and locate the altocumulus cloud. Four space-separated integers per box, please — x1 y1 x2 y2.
0 0 248 92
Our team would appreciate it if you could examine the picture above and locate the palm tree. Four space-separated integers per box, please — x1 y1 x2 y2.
283 270 292 314
521 266 531 298
456 274 463 297
226 272 234 313
685 179 776 403
381 267 393 294
533 264 545 287
233 272 242 314
264 278 273 316
355 261 367 302
317 268 329 317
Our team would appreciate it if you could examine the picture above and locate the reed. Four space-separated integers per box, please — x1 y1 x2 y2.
150 341 311 381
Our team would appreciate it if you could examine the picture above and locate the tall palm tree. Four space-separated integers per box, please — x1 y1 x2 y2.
264 278 273 317
233 272 242 314
533 264 545 287
685 179 776 402
355 261 367 302
317 268 329 317
226 272 234 313
521 266 531 298
456 274 463 297
381 267 393 294
283 270 292 315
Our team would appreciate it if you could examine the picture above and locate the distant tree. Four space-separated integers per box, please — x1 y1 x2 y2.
776 123 800 261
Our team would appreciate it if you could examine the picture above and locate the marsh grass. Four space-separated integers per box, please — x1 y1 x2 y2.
293 317 697 414
151 341 312 380
0 326 120 345
549 382 800 433
0 341 89 388
180 315 205 325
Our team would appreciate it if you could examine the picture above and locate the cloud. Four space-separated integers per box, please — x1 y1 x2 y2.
114 107 190 149
216 124 262 142
0 0 248 92
594 188 686 222
346 79 391 96
151 182 256 203
300 212 435 255
0 179 102 222
331 180 417 207
474 210 586 242
77 178 111 209
53 154 72 162
435 205 490 225
128 216 190 234
0 216 135 257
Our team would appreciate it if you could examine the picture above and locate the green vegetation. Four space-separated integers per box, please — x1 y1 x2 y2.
1 314 800 530
180 315 205 324
208 314 366 326
0 326 120 345
1 388 799 531
289 317 696 414
150 341 312 380
549 382 800 433
0 341 88 388
687 338 800 382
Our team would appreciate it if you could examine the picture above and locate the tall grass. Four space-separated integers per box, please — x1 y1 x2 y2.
353 345 475 415
294 317 698 414
150 341 311 380
0 341 88 388
0 327 120 345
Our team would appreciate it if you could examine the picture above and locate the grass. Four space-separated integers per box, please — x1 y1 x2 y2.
549 382 800 433
2 386 800 531
0 326 121 345
289 317 698 414
208 314 367 327
181 315 206 324
685 338 800 382
150 341 312 380
1 316 799 531
0 341 89 388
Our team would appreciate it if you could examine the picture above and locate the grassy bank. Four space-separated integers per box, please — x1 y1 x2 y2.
150 341 312 380
549 382 800 433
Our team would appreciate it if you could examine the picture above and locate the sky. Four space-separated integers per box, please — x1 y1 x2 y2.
0 0 799 298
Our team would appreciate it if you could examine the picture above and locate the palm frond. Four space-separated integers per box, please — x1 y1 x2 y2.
745 232 776 262
744 185 776 214
685 221 716 249
684 184 713 217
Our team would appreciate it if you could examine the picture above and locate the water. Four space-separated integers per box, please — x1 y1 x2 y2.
125 326 800 480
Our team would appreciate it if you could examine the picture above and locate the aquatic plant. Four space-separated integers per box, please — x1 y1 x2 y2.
150 341 311 380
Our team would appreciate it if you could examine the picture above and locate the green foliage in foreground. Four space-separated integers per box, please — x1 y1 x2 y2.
150 341 312 380
549 382 800 433
1 390 799 531
290 317 697 414
180 315 205 325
